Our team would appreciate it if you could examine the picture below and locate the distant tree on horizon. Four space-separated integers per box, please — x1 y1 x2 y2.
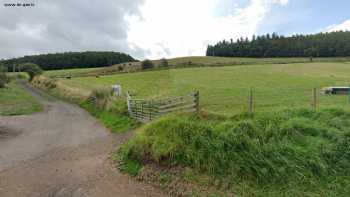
141 59 154 70
160 58 169 67
20 63 43 81
0 51 136 71
206 31 350 58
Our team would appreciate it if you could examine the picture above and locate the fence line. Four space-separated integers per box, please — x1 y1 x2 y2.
127 91 199 122
245 87 350 114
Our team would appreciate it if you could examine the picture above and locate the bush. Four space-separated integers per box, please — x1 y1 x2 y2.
160 58 169 67
0 65 10 88
20 63 43 81
89 88 113 110
141 59 154 70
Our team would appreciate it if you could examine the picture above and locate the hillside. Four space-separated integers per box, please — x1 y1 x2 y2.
44 56 350 78
46 61 350 115
1 51 136 71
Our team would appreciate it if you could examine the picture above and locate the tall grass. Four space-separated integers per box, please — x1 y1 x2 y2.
81 89 140 133
119 108 350 195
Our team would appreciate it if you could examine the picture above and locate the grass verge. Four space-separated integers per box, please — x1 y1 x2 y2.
117 108 350 196
32 76 139 133
80 99 140 134
0 82 42 116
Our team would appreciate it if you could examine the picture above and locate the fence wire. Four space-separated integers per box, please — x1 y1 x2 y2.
197 87 350 115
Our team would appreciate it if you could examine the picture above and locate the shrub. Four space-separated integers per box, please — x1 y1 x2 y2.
44 79 57 89
89 88 113 110
20 63 43 81
0 65 10 88
141 59 154 70
160 58 169 67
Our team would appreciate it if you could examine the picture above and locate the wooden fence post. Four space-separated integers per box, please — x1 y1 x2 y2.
141 102 144 121
312 88 317 110
348 86 350 103
248 88 253 114
194 91 199 114
149 100 152 121
126 91 132 116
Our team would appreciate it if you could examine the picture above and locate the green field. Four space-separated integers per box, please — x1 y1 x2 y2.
55 62 350 115
44 56 350 79
166 56 350 66
43 67 102 78
0 82 42 116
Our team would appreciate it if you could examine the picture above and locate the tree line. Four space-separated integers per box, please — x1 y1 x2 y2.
0 51 136 71
206 31 350 58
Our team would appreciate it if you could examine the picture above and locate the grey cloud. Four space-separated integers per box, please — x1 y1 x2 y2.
0 0 146 59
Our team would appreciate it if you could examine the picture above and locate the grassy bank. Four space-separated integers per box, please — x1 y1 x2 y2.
31 76 139 133
0 82 42 116
118 109 350 196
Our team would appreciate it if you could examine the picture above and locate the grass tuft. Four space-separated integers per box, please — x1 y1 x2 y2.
80 98 139 133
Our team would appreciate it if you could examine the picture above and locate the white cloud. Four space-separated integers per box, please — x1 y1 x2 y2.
0 0 145 59
126 0 289 59
326 19 350 32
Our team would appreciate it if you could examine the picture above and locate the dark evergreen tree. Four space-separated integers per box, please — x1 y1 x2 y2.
1 51 136 71
207 31 350 58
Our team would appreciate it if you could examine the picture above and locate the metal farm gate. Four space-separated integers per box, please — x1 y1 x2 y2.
127 91 199 122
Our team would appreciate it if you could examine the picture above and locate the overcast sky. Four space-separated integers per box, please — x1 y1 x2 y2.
1 0 350 60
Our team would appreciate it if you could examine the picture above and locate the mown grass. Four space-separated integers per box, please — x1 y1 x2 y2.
59 62 350 115
119 108 350 196
0 82 42 115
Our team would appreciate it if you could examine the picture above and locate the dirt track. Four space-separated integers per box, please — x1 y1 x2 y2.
0 82 165 197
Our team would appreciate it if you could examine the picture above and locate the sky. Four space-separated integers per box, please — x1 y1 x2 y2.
0 0 349 60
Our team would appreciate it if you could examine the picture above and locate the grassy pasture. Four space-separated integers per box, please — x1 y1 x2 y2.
44 56 350 78
0 82 42 116
56 62 350 115
43 67 101 78
166 56 350 66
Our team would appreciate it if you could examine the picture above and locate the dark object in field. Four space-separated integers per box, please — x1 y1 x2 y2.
141 59 154 70
321 87 349 95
